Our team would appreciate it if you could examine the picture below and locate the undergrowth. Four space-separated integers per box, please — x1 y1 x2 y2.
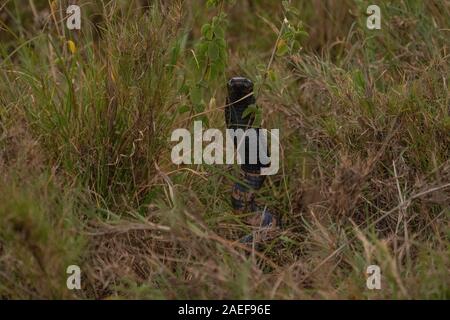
0 0 448 299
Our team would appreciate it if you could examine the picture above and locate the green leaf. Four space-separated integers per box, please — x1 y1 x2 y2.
214 25 225 38
206 0 217 7
282 1 300 17
196 42 208 59
352 69 366 94
199 115 209 126
190 85 203 105
178 105 190 114
254 111 262 127
268 69 277 82
208 42 220 61
201 24 214 40
242 104 259 119
194 102 206 113
217 37 226 49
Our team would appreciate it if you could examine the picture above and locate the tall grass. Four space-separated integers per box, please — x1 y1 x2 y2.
0 0 448 299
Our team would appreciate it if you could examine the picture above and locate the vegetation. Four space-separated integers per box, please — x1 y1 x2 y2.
0 0 449 299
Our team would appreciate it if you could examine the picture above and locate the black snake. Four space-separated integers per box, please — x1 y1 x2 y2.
224 77 279 243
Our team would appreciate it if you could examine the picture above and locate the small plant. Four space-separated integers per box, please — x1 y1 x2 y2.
276 1 308 57
243 1 308 126
186 1 230 124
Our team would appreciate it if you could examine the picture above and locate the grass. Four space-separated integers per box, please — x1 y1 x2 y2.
0 0 449 299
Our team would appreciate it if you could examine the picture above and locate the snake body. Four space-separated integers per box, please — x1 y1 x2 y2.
225 77 278 243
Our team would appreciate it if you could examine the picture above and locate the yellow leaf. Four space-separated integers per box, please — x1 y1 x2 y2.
277 39 286 50
67 40 77 54
276 39 288 56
